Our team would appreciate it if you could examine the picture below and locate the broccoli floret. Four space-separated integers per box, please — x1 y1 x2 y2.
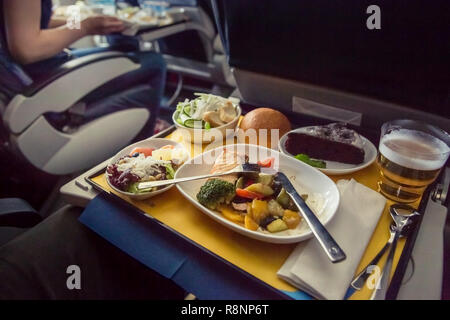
196 179 236 210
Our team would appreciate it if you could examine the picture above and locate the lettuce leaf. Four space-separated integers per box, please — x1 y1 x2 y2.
164 164 175 179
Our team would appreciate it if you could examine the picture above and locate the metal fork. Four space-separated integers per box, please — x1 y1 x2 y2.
351 223 399 290
351 204 420 291
370 205 420 300
136 162 260 190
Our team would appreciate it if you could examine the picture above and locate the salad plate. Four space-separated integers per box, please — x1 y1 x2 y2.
172 93 241 144
106 138 189 200
175 144 340 244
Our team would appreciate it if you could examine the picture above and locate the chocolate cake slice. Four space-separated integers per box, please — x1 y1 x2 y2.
284 123 365 164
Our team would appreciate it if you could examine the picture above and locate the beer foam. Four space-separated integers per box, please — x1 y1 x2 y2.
380 129 450 171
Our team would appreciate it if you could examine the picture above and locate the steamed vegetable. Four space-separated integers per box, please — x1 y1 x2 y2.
218 205 245 223
283 209 302 229
266 219 289 233
276 188 300 211
244 214 259 231
257 173 273 186
235 176 245 189
236 188 264 200
250 199 270 224
245 183 274 197
268 199 285 216
196 158 321 235
196 179 236 210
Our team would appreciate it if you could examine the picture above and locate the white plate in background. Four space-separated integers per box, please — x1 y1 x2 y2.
278 127 378 175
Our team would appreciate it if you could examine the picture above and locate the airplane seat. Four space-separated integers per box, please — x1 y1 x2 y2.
0 51 153 175
157 0 211 63
211 0 450 131
149 0 236 89
0 198 42 247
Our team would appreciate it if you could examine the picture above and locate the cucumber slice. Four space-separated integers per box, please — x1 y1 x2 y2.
178 112 190 124
183 105 192 116
184 119 203 129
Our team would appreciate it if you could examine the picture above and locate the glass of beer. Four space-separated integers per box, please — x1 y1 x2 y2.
377 120 450 203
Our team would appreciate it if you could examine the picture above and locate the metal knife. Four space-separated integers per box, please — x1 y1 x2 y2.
274 172 346 263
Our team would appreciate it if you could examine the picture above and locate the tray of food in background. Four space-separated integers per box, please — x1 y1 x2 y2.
116 5 186 35
52 2 187 37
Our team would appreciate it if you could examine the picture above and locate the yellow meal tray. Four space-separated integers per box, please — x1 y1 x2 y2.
91 128 421 300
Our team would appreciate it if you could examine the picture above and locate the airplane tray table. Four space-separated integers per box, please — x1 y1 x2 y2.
126 14 189 37
61 124 435 300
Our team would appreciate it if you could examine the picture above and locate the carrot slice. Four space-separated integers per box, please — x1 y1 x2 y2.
236 188 264 199
218 205 245 223
244 214 259 231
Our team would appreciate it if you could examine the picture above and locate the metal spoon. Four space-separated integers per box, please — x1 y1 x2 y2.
370 204 420 300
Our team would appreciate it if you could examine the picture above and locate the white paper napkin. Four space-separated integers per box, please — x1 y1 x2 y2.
277 178 386 300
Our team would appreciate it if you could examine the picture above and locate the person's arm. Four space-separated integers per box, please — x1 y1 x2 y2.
3 0 125 65
48 17 67 28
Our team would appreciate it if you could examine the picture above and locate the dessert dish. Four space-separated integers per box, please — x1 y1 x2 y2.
284 123 365 165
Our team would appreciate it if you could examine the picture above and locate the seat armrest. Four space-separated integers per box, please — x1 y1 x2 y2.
0 198 42 228
22 51 138 97
3 51 140 134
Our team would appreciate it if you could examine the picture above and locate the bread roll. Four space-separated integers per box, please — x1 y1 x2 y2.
238 108 291 148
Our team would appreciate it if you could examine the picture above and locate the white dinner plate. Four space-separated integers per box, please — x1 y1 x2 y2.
278 127 378 175
106 138 189 201
175 144 340 244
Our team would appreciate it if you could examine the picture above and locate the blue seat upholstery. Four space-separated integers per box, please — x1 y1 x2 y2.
0 52 33 102
0 198 41 228
0 198 42 248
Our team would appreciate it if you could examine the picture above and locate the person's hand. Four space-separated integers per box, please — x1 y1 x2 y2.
81 16 125 35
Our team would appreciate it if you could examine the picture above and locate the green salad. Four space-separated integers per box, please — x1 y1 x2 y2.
174 93 239 129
